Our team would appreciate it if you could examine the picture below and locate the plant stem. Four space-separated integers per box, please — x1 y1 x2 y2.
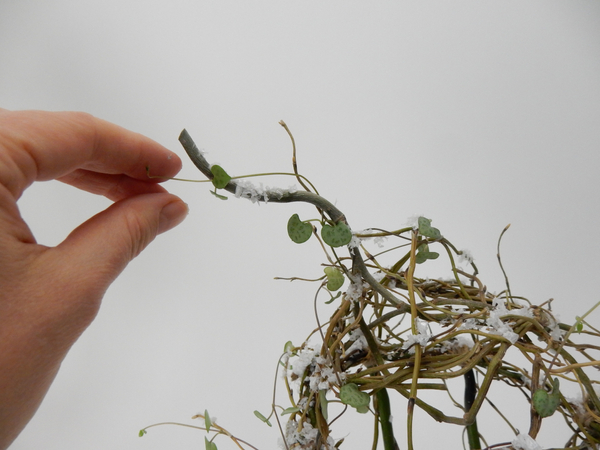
376 389 400 450
464 369 481 449
405 231 421 450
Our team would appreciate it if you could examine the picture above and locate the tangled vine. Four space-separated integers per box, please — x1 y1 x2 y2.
142 123 600 450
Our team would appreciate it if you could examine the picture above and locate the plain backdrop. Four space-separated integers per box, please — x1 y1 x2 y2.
1 1 599 449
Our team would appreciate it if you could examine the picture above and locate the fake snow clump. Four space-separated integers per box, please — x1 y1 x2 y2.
401 318 432 354
234 179 297 203
510 432 543 450
457 248 474 265
345 329 368 356
288 346 345 392
486 297 520 344
279 420 335 450
345 274 368 303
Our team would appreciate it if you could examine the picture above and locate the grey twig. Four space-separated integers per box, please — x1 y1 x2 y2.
178 129 407 308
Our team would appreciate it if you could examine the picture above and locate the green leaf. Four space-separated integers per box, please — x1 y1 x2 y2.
324 267 345 291
415 243 439 264
210 189 228 200
253 410 272 427
355 404 369 414
283 341 295 353
204 409 211 432
138 429 147 437
533 378 561 418
205 436 218 450
319 390 329 421
287 214 312 244
281 406 301 416
210 165 231 189
339 383 370 414
321 222 352 247
418 217 441 239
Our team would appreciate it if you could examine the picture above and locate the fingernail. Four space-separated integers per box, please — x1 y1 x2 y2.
158 200 188 234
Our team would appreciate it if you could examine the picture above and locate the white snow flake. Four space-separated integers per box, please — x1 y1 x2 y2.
486 297 519 344
402 319 432 354
511 432 543 450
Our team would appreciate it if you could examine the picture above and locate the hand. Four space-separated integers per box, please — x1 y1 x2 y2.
0 109 188 449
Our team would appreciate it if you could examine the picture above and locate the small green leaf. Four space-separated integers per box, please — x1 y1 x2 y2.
339 383 370 414
210 189 228 200
324 267 345 291
138 429 147 437
283 341 295 353
533 378 561 418
415 243 440 264
204 409 211 432
253 410 272 427
575 317 583 333
319 390 329 421
205 436 218 450
287 214 312 244
418 217 441 239
321 222 352 247
281 406 301 416
210 165 231 189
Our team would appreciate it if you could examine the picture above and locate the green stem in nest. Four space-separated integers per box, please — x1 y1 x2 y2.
357 310 399 449
464 369 481 450
463 342 510 426
376 388 400 450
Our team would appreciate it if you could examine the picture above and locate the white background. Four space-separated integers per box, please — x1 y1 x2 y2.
1 1 599 449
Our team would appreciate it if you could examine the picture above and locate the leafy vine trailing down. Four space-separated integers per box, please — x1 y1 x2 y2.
141 123 600 450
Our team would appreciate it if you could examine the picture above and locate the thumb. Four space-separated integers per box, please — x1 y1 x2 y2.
56 192 188 293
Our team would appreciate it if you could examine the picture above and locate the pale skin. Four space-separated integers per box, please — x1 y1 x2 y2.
0 109 189 449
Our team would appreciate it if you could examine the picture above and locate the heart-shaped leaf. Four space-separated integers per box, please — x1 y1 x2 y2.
339 383 370 414
533 378 561 418
321 222 352 247
324 267 344 291
415 243 439 264
204 437 218 450
287 214 312 244
418 217 441 239
210 165 231 189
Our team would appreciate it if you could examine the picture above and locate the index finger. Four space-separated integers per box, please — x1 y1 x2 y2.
0 110 182 199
